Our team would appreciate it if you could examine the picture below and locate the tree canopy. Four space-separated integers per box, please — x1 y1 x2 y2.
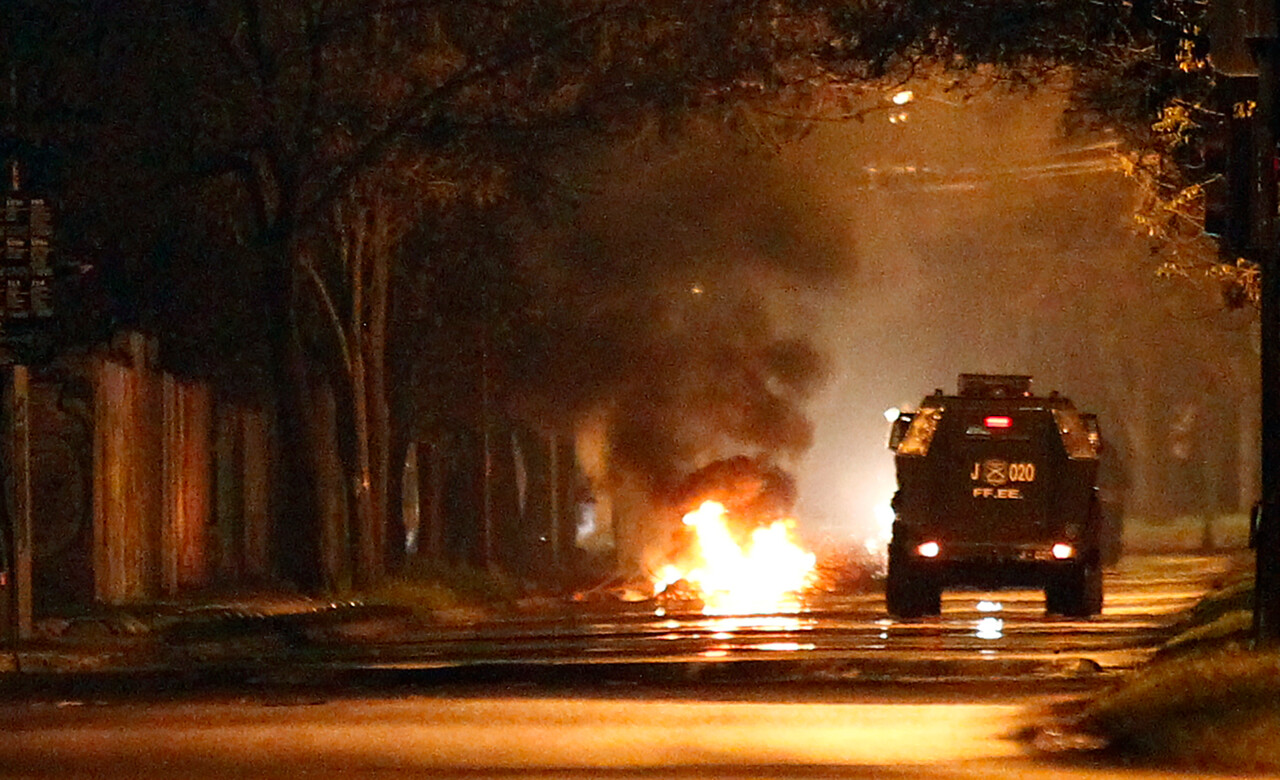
3 0 1232 584
5 0 1225 355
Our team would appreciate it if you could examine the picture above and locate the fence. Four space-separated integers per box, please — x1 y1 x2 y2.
91 334 273 604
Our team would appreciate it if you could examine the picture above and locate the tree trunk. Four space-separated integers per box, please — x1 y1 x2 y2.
367 204 392 583
387 429 411 573
417 439 446 562
343 200 391 587
348 211 376 586
266 191 400 591
310 378 349 590
266 239 324 591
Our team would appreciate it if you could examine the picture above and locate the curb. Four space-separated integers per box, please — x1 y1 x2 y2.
0 649 1112 700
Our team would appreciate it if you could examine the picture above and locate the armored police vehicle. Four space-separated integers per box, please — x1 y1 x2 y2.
885 374 1103 617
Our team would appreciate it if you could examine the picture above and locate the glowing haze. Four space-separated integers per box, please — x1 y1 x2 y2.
520 73 1259 572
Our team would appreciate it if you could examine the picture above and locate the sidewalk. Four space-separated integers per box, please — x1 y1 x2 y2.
1 591 427 678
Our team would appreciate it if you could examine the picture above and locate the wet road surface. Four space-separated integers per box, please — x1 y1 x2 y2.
354 553 1242 680
0 553 1248 779
0 686 1246 779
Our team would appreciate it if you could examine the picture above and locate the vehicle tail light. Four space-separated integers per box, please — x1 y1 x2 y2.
1051 543 1075 560
916 541 941 558
983 415 1013 429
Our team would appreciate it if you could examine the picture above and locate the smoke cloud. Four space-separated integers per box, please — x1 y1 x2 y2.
520 128 849 503
771 78 1258 540
516 74 1259 566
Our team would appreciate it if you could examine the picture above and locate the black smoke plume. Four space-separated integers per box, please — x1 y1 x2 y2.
513 132 847 501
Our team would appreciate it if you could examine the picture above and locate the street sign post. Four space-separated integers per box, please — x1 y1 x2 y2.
0 186 56 644
0 193 57 363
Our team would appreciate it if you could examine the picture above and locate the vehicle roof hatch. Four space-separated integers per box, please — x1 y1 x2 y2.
957 373 1033 398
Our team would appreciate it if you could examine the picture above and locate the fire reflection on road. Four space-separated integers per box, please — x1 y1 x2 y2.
677 614 820 656
975 617 1005 640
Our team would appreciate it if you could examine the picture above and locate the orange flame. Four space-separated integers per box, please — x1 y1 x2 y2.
653 500 816 614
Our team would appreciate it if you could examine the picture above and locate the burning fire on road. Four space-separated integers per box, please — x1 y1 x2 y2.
651 499 817 615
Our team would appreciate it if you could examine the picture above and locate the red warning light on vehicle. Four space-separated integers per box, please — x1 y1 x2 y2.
983 415 1013 429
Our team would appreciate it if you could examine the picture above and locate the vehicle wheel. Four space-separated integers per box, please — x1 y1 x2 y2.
1045 560 1103 617
886 548 941 618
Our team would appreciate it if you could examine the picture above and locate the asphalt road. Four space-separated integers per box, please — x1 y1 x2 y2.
0 552 1247 779
0 683 1244 779
0 550 1249 773
338 552 1243 683
0 691 1070 778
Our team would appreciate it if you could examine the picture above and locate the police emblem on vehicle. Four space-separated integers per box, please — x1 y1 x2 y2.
970 459 1035 485
974 459 1008 485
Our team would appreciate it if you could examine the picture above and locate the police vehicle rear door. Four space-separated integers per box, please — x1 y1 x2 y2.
930 404 1062 545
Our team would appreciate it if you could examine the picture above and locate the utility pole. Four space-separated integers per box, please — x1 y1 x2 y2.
1207 0 1280 640
1254 13 1280 642
8 364 29 642
0 162 33 643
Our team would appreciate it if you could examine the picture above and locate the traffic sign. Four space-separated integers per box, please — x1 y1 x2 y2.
0 195 55 324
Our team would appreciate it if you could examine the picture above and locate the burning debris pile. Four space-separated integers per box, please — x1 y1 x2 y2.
652 500 816 614
648 457 817 614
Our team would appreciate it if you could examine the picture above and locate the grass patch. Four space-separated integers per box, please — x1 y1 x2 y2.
1181 573 1255 628
1059 568 1280 772
1077 645 1280 771
1159 570 1256 658
1161 609 1254 657
360 560 522 621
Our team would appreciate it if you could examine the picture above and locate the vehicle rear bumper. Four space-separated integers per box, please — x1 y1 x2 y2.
901 543 1087 588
